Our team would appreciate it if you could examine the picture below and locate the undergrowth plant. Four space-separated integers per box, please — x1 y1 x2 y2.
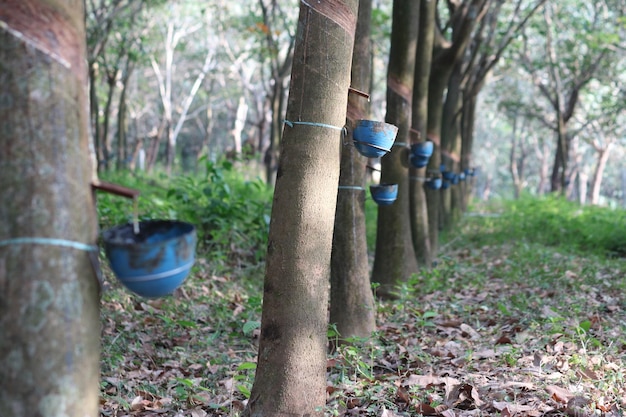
463 195 626 257
97 158 273 270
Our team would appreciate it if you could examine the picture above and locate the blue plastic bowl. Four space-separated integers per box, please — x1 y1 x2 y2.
352 120 398 158
409 154 430 168
102 220 196 298
370 183 398 206
441 180 451 190
353 140 389 158
442 171 455 181
411 141 434 158
426 178 442 190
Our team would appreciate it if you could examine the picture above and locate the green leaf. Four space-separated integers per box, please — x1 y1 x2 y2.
237 384 251 399
176 320 197 328
175 378 195 388
242 320 261 336
237 362 257 371
578 320 592 333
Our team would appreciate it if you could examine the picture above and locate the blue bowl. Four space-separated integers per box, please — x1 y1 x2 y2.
369 183 398 206
451 174 460 185
411 141 434 158
442 171 455 181
409 154 430 168
441 180 451 190
102 220 196 298
426 178 442 190
353 141 389 158
352 120 398 157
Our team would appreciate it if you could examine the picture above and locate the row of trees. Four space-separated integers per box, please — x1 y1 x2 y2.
244 0 625 414
1 0 624 416
85 0 626 200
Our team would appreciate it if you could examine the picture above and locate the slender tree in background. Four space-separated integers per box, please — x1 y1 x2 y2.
371 0 419 298
426 0 489 253
243 0 358 415
518 1 621 195
459 0 547 209
409 0 436 267
0 0 100 415
259 0 295 185
330 0 376 341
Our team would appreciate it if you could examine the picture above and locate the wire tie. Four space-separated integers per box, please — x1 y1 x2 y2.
410 176 428 182
392 142 408 147
283 119 345 132
0 237 98 252
338 185 365 191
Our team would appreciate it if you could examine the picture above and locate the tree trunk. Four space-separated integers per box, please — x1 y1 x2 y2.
101 70 117 171
89 63 103 171
461 94 477 210
425 61 449 254
116 61 133 171
510 115 522 199
330 0 376 342
440 62 463 231
536 136 550 195
371 0 420 298
590 144 611 205
264 79 284 185
410 0 436 268
0 1 100 416
244 1 358 415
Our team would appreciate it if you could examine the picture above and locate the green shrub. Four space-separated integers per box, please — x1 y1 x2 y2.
463 195 626 257
96 159 273 268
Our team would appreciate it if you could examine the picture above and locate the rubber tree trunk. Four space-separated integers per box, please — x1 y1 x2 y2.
589 143 611 205
371 0 419 298
425 62 449 256
460 92 476 210
426 0 487 255
330 0 376 341
409 0 436 268
0 1 101 416
440 62 463 231
244 1 358 416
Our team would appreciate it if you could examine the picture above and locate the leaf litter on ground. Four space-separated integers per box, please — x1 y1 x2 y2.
100 223 626 417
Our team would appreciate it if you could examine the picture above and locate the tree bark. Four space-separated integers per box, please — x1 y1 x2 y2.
371 0 420 298
440 62 463 231
0 1 100 416
460 93 476 209
116 60 133 171
409 0 436 268
244 1 358 415
427 0 489 255
330 0 376 342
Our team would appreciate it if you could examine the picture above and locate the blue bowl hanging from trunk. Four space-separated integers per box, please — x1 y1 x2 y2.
451 174 460 185
441 180 451 190
426 177 442 190
352 120 398 158
370 183 398 206
410 154 430 168
102 220 196 298
442 171 455 181
411 141 434 158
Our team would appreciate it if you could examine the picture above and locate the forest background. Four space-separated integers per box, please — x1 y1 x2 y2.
87 0 626 204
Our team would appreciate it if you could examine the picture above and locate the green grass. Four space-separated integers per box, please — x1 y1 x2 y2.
460 195 626 257
98 178 626 416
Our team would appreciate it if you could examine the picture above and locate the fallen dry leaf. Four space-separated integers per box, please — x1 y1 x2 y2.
546 385 574 404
